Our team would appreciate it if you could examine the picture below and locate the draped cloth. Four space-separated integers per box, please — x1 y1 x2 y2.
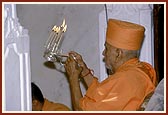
79 58 157 111
42 98 70 111
145 78 164 111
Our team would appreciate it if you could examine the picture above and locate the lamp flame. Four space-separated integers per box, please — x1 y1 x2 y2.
43 19 68 63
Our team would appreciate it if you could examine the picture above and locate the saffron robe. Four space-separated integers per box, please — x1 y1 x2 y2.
80 58 157 111
42 99 70 111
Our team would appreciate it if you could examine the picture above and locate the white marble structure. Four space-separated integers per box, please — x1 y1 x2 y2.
3 4 31 111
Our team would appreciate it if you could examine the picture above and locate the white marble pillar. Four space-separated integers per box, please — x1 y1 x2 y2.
3 3 31 111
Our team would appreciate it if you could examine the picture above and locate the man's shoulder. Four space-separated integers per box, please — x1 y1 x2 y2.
42 98 70 111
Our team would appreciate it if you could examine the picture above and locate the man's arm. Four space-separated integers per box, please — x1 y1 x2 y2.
68 75 83 110
80 68 94 88
64 54 83 110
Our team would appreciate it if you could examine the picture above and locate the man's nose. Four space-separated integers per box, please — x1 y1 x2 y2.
102 50 105 62
102 50 105 56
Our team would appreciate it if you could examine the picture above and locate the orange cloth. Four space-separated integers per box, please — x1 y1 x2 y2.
42 98 70 111
79 58 156 111
106 19 145 50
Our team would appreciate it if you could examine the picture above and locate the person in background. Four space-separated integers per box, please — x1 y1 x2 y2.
64 19 157 111
31 82 70 111
145 78 164 111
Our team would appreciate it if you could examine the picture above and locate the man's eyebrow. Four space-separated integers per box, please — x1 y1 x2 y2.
104 43 106 46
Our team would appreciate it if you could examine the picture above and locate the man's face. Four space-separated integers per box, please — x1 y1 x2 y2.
102 42 117 74
32 104 37 111
32 99 42 111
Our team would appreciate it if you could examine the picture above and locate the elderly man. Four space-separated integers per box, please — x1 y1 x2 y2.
64 19 157 111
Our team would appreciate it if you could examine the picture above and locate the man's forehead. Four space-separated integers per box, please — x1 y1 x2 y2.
105 42 118 50
104 42 111 47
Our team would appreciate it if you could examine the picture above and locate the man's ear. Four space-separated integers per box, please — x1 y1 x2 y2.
116 48 122 58
32 99 38 106
115 48 122 62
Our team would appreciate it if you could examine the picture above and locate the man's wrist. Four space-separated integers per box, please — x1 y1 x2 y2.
81 68 89 76
80 68 94 78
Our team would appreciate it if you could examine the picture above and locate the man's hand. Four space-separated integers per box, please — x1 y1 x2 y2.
64 52 82 80
68 51 90 77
